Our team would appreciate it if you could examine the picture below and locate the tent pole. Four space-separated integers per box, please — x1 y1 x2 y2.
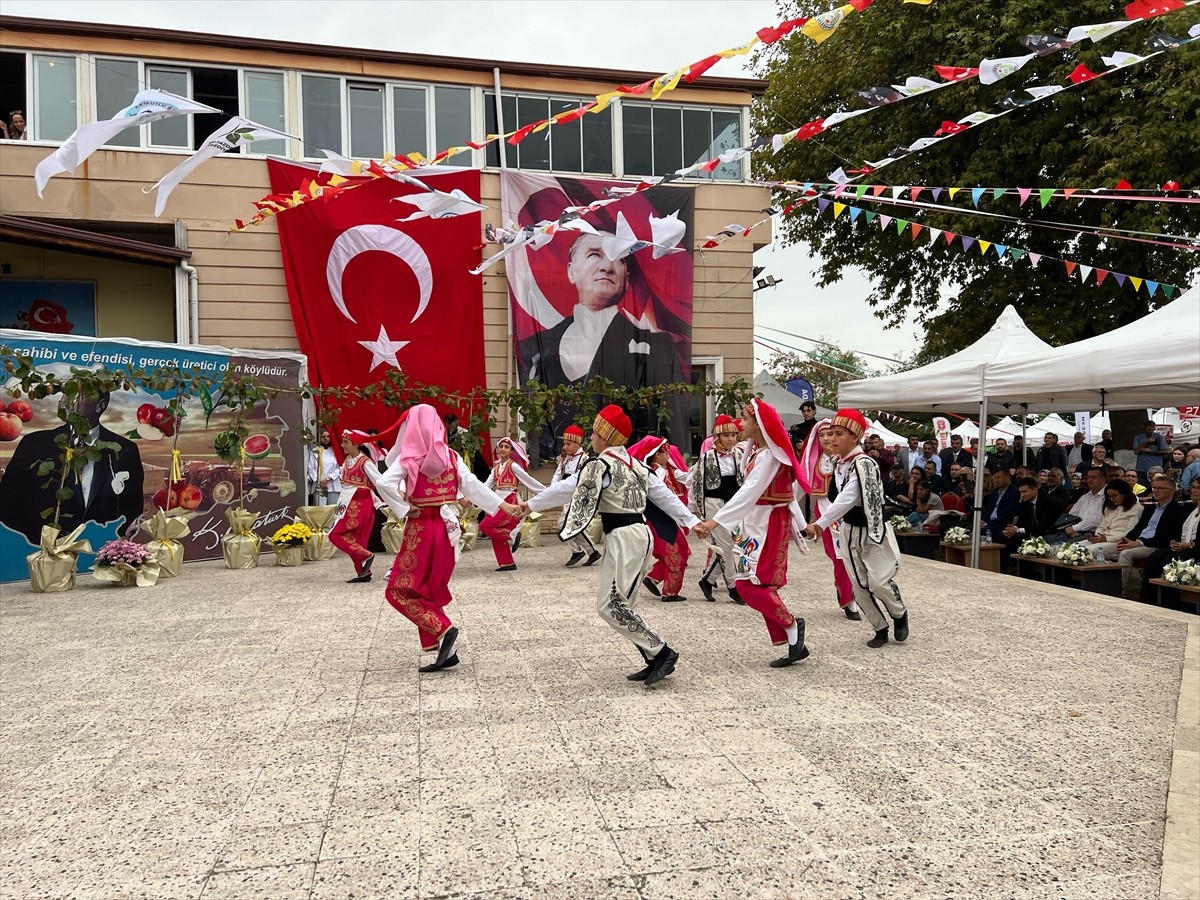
970 396 988 569
1021 405 1028 466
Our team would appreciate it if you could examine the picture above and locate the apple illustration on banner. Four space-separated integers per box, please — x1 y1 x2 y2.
134 403 175 440
0 411 22 441
5 400 33 422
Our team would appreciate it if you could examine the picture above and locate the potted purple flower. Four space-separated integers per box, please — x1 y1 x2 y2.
93 538 162 587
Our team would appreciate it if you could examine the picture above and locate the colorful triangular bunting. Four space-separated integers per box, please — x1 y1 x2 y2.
1039 188 1054 207
978 240 992 254
971 188 985 207
962 236 975 251
994 244 1007 258
1130 276 1143 291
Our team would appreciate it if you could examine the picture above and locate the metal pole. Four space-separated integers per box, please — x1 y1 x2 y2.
970 395 988 568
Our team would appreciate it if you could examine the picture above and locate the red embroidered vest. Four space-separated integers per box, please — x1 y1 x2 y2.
341 454 373 489
410 451 460 507
749 448 796 506
493 459 520 490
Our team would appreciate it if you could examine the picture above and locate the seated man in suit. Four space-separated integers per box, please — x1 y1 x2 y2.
0 390 144 545
983 468 1019 546
1116 475 1190 592
1002 476 1062 566
518 231 683 455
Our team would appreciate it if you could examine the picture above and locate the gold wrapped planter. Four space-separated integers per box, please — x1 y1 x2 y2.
222 509 260 569
140 510 191 578
274 545 303 567
26 524 92 593
296 506 337 561
92 557 162 587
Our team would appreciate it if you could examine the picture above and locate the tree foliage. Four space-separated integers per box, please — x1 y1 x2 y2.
752 0 1200 361
764 339 872 408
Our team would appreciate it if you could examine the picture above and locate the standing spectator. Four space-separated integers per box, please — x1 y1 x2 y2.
1012 435 1027 467
1098 429 1115 457
1034 433 1069 474
1065 431 1092 471
1114 477 1189 592
898 434 921 474
1087 479 1143 558
788 401 818 453
1133 421 1169 487
939 434 973 473
908 440 937 476
1181 448 1200 490
1138 480 1200 605
986 437 1015 474
306 428 342 506
1075 444 1108 479
864 435 895 472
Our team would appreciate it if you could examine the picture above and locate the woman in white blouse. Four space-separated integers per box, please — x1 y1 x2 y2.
1088 479 1144 561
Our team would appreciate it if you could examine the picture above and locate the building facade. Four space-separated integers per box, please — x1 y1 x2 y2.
0 16 769 446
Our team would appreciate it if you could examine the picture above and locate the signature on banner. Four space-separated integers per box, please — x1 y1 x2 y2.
191 506 295 551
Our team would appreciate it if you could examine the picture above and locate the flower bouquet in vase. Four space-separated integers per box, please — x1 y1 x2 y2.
1163 559 1199 586
93 538 161 587
1056 542 1093 567
1017 536 1051 557
271 522 312 567
888 515 911 533
944 526 971 545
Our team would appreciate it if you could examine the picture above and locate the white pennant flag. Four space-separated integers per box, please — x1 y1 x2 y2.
1066 20 1135 44
978 53 1037 85
35 89 220 197
1102 51 1147 69
150 117 293 216
649 210 686 259
1026 85 1066 100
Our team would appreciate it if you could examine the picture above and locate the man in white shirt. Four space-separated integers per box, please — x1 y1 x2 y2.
1063 467 1107 539
306 429 341 505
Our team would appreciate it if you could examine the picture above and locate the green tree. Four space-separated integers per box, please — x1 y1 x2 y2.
752 0 1200 359
765 339 872 408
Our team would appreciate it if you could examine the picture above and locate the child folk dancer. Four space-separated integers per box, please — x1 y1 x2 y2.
630 436 691 602
479 437 546 572
526 406 698 687
797 420 863 620
328 432 380 584
695 399 811 668
552 425 600 568
689 415 745 603
804 409 909 648
361 405 521 672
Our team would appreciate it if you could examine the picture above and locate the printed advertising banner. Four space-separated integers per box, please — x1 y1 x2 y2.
0 329 306 583
501 171 695 461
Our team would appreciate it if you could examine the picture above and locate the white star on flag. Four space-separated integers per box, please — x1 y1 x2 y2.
358 324 409 370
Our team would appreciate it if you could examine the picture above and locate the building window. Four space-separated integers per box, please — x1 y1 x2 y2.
147 67 190 148
94 58 139 147
623 103 743 181
484 91 612 175
392 85 426 159
243 70 286 156
433 85 471 161
33 54 77 141
301 74 342 159
348 81 385 159
0 51 27 141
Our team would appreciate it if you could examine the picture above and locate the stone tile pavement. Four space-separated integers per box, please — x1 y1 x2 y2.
1 537 1196 899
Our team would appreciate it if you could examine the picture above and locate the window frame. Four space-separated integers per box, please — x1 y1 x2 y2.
29 51 80 142
620 99 747 182
483 89 614 177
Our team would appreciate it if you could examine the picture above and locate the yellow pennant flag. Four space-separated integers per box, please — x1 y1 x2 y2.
978 240 992 255
592 91 622 114
833 202 846 218
801 5 852 44
1130 276 1144 291
904 0 933 4
651 68 687 101
717 39 760 59
948 187 961 199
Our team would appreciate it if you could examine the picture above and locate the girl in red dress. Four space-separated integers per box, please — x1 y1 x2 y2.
478 437 545 571
328 432 379 584
631 436 692 602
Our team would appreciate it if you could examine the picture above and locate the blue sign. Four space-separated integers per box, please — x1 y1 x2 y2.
786 377 814 402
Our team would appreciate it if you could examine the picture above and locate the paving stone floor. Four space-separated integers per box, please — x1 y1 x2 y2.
1 537 1196 899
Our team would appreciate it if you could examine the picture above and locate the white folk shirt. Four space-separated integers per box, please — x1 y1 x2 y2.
814 453 865 531
1069 489 1106 533
552 450 586 484
560 304 620 382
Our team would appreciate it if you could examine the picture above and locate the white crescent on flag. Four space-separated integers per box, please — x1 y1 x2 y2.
325 224 433 324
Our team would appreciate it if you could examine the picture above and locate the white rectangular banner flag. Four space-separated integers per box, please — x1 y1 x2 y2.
150 117 292 216
1075 411 1091 445
35 89 220 196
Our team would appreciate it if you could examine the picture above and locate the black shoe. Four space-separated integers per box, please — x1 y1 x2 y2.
362 554 374 574
496 564 517 572
564 551 586 568
346 573 372 584
843 606 862 621
661 595 687 603
698 580 716 602
642 577 662 597
644 646 679 687
435 627 459 667
512 535 521 553
894 613 909 643
769 641 811 668
419 653 459 673
867 628 889 649
583 551 602 567
728 587 745 604
627 664 654 682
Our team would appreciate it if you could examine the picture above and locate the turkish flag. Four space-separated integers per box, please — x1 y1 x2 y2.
268 159 486 443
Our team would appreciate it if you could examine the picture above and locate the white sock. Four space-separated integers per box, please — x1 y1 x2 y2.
785 621 799 645
846 601 860 613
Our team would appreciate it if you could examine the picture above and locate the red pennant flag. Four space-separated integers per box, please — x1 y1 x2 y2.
848 0 873 10
757 17 810 43
702 238 720 249
1096 269 1109 285
935 121 967 135
943 231 956 245
1114 179 1133 190
1064 261 1077 276
554 104 595 125
699 157 723 173
910 223 924 240
1063 188 1077 199
872 185 887 196
910 187 924 201
684 55 723 83
1161 180 1180 192
1124 0 1184 19
508 120 544 145
1067 64 1098 84
797 119 827 140
934 65 980 81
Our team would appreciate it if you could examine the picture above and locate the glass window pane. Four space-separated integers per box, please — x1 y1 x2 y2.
244 71 286 156
34 55 77 141
348 82 384 159
622 104 653 176
516 95 549 170
302 74 342 158
712 110 742 181
95 59 139 147
651 106 682 177
392 86 427 159
433 85 471 164
148 68 189 147
683 108 712 179
549 98 582 173
582 105 612 174
484 92 515 168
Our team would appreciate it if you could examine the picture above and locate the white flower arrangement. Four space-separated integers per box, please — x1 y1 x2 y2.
888 515 911 532
1018 536 1051 557
1163 559 1199 586
944 526 971 545
1056 542 1093 566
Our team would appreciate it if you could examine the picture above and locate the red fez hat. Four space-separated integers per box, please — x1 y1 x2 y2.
594 404 632 445
563 425 584 441
832 408 869 439
712 414 738 435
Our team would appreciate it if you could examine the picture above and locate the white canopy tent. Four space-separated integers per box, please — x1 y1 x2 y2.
867 419 909 446
752 371 834 427
1026 413 1077 443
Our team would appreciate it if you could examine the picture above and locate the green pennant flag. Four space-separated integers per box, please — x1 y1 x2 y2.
1009 248 1026 262
1039 188 1054 208
865 210 878 223
1162 284 1176 299
896 219 908 234
992 188 1005 201
855 184 869 199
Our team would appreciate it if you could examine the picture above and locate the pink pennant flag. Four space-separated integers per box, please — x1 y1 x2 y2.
943 231 957 245
1017 188 1033 206
879 215 893 229
1028 253 1041 268
911 187 924 201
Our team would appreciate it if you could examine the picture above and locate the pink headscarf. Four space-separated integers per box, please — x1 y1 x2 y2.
796 418 832 495
700 435 716 455
394 404 450 489
628 435 668 464
497 437 529 469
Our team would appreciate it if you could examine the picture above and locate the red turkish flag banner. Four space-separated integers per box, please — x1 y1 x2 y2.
268 160 486 439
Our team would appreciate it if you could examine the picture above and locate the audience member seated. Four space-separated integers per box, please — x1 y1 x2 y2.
984 468 1019 541
1139 480 1200 606
1164 447 1188 485
1075 444 1109 479
1003 476 1061 562
1068 470 1085 501
1180 448 1200 490
1124 468 1148 498
1040 468 1072 513
986 437 1015 474
1034 433 1069 473
883 464 911 516
906 482 944 527
1062 467 1107 540
1113 476 1190 593
923 460 945 493
940 435 973 472
1087 480 1144 560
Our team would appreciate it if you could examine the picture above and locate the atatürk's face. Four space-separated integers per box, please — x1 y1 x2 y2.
567 234 628 311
